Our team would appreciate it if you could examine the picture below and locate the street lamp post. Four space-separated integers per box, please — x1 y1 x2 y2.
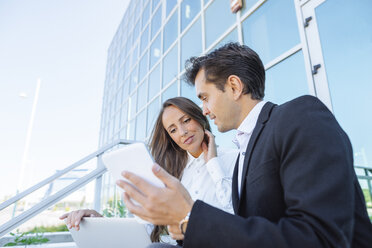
12 78 41 218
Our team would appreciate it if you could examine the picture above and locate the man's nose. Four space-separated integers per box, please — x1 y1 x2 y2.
202 103 210 116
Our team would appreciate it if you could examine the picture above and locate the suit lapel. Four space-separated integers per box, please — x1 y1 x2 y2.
238 102 276 209
231 155 240 214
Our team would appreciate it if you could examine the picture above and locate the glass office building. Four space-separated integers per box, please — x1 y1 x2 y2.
98 0 372 211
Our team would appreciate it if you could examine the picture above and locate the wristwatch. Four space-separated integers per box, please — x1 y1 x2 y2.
179 211 191 235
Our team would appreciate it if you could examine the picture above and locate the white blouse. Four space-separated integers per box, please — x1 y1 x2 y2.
180 148 238 214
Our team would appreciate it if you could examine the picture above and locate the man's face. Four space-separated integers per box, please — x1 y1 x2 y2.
195 69 239 132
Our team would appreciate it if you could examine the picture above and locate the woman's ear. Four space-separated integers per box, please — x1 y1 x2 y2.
227 75 244 100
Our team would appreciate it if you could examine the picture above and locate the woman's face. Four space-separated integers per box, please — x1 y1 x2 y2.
162 105 205 157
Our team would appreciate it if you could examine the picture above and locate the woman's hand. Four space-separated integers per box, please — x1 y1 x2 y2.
59 209 102 231
202 130 217 163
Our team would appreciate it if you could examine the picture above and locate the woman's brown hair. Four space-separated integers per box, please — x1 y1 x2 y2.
148 97 211 242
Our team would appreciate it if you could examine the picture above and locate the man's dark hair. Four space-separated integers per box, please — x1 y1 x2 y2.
184 42 265 100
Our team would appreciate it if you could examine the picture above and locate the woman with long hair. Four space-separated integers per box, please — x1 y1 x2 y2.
60 97 237 243
148 97 237 242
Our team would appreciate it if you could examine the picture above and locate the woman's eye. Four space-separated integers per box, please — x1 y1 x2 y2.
170 129 176 134
184 118 191 123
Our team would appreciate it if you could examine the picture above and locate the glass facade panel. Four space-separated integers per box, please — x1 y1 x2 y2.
265 51 308 104
128 119 135 140
163 11 178 52
147 97 160 135
162 44 178 87
166 0 177 16
180 79 200 106
316 0 372 168
140 25 149 53
148 64 161 101
181 17 202 71
205 0 236 48
181 0 201 32
150 33 161 68
120 102 128 126
241 0 260 16
242 0 300 64
162 80 178 102
152 0 161 12
136 110 147 141
129 92 137 119
210 28 238 51
151 6 162 39
137 79 148 110
139 51 149 83
129 65 138 94
142 2 150 29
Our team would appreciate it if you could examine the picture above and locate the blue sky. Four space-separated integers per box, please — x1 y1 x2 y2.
0 0 129 199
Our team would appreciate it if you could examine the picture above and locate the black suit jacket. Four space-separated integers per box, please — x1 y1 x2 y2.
183 95 372 247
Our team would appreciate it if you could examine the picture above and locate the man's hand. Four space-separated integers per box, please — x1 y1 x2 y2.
202 130 217 163
168 224 184 240
116 163 194 226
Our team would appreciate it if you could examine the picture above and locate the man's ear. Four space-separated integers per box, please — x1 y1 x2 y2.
227 75 244 100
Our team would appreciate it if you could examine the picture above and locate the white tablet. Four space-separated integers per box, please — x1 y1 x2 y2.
102 142 165 189
68 217 151 248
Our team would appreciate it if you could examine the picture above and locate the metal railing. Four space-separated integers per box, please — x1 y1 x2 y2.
355 165 372 204
0 139 134 238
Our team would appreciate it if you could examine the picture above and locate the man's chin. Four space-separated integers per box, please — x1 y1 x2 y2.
217 125 229 133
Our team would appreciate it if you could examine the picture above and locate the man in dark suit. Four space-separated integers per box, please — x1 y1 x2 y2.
117 43 372 247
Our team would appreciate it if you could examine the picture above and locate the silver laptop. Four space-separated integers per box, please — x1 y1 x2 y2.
68 217 151 248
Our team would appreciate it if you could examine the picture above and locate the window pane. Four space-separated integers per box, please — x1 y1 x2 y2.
181 0 201 32
151 6 162 39
136 110 147 141
162 81 178 102
140 25 149 53
142 2 150 29
122 82 129 102
129 91 137 119
120 102 128 126
129 65 138 94
265 50 308 104
164 11 178 52
181 17 202 71
131 44 138 69
210 28 238 51
152 0 161 12
149 64 161 101
241 0 260 16
163 44 178 87
133 20 140 44
139 51 149 83
242 0 300 64
119 125 127 139
205 0 236 48
316 0 372 168
180 79 200 105
150 34 161 69
137 79 148 110
128 119 135 140
166 0 177 16
147 97 160 135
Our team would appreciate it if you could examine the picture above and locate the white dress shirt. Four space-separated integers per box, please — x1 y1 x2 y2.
181 148 238 214
232 101 267 196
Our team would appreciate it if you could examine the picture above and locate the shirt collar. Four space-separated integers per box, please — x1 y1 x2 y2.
185 151 204 168
233 101 267 147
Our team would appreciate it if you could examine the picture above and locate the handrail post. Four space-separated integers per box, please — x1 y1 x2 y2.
94 156 105 212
